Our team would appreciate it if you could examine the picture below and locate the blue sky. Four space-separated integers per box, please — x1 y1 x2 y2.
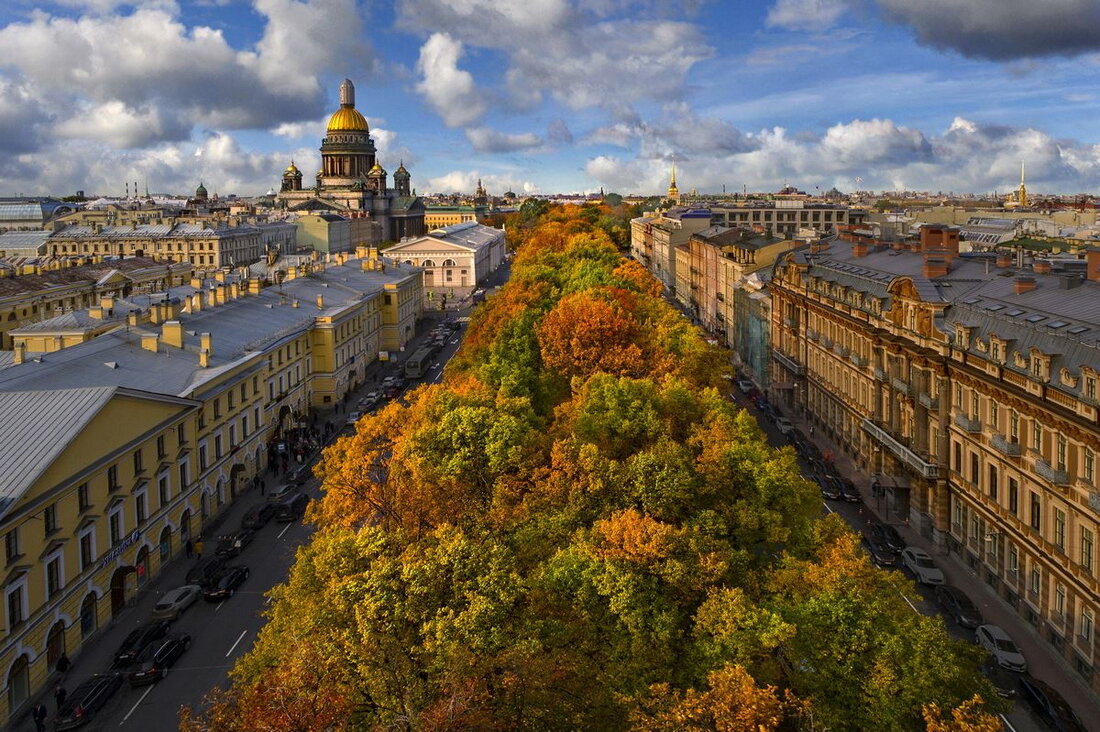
2 0 1100 197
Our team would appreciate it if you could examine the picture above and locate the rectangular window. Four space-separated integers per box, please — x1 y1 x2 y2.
1057 435 1068 472
970 453 980 484
970 392 980 419
242 414 249 437
158 474 170 506
1010 412 1019 441
1083 529 1094 576
133 448 143 474
1083 610 1094 643
109 509 123 546
214 434 223 460
43 504 57 535
78 483 90 512
1030 566 1041 594
953 442 962 472
1054 508 1066 551
1030 493 1042 531
178 462 188 492
227 390 235 410
1008 477 1019 516
6 584 25 630
177 423 186 445
990 402 999 431
79 530 94 571
988 465 999 501
1056 584 1066 616
1087 448 1096 484
1033 422 1043 452
46 555 62 598
199 444 208 471
4 529 19 563
108 464 120 491
213 398 221 419
1087 377 1097 401
240 384 246 403
135 491 147 525
1009 544 1019 574
229 425 236 449
156 435 166 459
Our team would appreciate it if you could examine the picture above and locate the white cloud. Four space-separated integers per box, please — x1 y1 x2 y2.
765 0 848 31
423 169 539 195
415 32 487 128
55 101 191 149
465 126 542 153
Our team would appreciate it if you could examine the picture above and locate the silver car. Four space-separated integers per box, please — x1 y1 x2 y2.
900 547 945 585
976 624 1027 673
151 585 202 620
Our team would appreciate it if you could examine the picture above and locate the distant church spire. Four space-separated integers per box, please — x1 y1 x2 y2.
1018 160 1028 207
667 163 680 203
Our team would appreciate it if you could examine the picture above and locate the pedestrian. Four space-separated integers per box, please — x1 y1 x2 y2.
54 684 66 712
809 425 815 437
32 702 47 732
184 538 193 559
55 652 71 678
194 538 204 560
260 478 266 496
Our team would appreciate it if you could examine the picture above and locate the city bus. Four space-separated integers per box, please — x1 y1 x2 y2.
404 346 434 379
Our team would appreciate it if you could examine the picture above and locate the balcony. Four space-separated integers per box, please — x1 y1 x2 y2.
807 329 819 341
954 413 981 433
833 344 849 358
783 316 797 328
991 433 1022 457
772 349 806 376
850 354 868 368
890 377 910 395
1035 459 1070 486
917 392 939 410
874 367 887 381
822 336 834 348
862 418 941 479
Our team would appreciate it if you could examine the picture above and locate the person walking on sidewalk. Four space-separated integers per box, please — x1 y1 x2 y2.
32 702 47 732
809 425 815 437
184 538 193 559
54 684 66 712
194 538 204 560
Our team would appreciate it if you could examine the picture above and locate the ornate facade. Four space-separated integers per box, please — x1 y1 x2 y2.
277 79 424 242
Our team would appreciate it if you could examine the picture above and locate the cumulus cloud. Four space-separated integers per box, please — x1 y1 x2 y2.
766 0 848 31
55 101 192 149
873 0 1100 60
584 116 1100 195
423 169 539 195
547 119 573 145
0 76 48 155
465 126 542 153
415 32 487 128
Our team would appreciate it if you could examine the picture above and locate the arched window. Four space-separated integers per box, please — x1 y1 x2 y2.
6 655 29 713
46 620 66 668
80 593 97 638
180 510 191 543
421 260 436 268
404 260 414 266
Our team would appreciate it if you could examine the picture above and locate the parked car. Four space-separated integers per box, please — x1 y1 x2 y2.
286 462 314 486
837 479 862 503
203 565 250 602
215 529 255 558
774 416 794 436
185 557 227 588
346 411 362 426
900 547 945 585
241 502 278 530
980 661 1017 699
869 523 906 554
383 385 400 399
276 492 310 522
358 392 381 411
815 474 842 500
976 624 1028 673
860 534 898 567
935 585 983 629
128 634 192 686
112 620 171 667
151 585 202 621
54 673 124 730
736 379 755 395
1018 675 1085 731
266 483 297 503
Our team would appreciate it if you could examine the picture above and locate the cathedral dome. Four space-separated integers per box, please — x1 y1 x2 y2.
285 162 300 174
326 106 369 132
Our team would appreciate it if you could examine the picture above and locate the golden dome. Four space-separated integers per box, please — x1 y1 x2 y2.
284 161 300 174
326 106 369 132
368 163 385 175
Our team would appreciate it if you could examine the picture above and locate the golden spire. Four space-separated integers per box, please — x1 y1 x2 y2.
667 163 679 201
1018 160 1028 207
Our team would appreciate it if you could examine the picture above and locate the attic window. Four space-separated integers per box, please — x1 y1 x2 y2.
1006 309 1025 317
1025 314 1046 323
1067 326 1090 335
963 297 981 304
985 304 1005 311
1047 321 1068 329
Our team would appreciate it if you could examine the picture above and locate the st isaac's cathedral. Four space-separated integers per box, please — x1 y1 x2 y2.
277 78 426 241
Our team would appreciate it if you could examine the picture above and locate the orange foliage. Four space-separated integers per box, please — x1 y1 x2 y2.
921 695 1002 732
537 291 646 379
593 509 680 566
613 258 663 298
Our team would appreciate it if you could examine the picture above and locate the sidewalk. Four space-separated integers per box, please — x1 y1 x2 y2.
780 405 1100 724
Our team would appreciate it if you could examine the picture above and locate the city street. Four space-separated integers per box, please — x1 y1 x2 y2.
730 384 1098 732
13 271 499 731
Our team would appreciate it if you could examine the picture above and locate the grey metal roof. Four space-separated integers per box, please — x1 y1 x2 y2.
0 387 118 514
409 223 502 252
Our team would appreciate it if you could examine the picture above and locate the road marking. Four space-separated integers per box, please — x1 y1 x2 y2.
822 502 834 513
277 523 293 539
999 714 1018 732
900 593 920 614
214 600 224 612
120 683 156 724
226 630 248 658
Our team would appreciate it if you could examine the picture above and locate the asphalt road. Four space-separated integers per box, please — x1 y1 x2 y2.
731 388 1048 732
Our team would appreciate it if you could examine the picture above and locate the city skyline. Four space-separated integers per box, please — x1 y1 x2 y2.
2 0 1100 197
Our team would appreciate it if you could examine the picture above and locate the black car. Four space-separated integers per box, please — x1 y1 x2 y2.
980 661 1017 699
861 534 898 567
935 585 984 629
838 480 862 503
112 620 171 667
1018 676 1086 732
215 529 255 558
55 673 124 730
241 502 278 530
818 475 844 501
185 556 227 588
869 523 906 553
204 565 250 602
128 633 192 686
275 492 309 522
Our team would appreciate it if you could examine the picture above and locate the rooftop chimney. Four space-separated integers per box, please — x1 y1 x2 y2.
88 306 104 320
996 252 1013 268
13 342 25 365
1014 276 1037 295
852 242 869 258
127 311 140 327
1088 247 1100 282
316 294 324 309
923 255 949 279
1032 260 1052 275
248 278 262 295
205 289 217 308
162 320 184 348
141 334 159 353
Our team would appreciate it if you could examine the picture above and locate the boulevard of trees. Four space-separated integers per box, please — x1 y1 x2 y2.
182 203 1002 731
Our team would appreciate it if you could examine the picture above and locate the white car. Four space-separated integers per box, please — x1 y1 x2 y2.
737 379 755 394
346 411 362 426
775 417 794 435
151 585 202 620
900 547 945 585
976 624 1027 673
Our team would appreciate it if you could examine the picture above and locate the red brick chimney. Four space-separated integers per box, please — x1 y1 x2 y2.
1014 276 1037 294
996 252 1013 268
1032 260 1051 275
923 255 949 278
1088 247 1100 282
921 224 960 261
809 239 830 254
853 242 869 258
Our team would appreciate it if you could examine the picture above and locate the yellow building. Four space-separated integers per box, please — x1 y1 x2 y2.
0 251 422 724
46 221 263 268
770 230 1100 690
423 206 480 230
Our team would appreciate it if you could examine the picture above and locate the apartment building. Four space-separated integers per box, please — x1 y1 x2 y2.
629 208 712 293
47 221 264 268
0 252 422 724
710 200 868 237
770 227 1100 689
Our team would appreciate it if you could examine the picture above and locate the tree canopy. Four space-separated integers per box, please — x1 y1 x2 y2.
182 203 1002 731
